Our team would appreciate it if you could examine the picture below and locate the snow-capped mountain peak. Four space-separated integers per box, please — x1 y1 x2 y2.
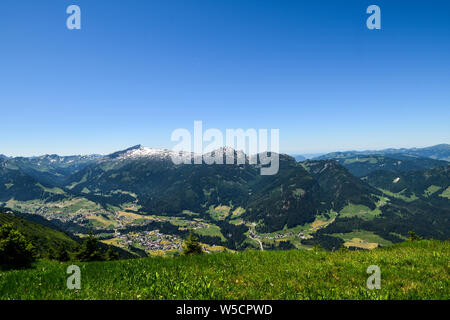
108 145 179 161
107 145 251 162
122 146 173 159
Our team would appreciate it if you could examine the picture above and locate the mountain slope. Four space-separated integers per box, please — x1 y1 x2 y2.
0 158 56 202
306 166 450 248
313 154 449 177
0 208 79 257
364 166 450 200
244 155 326 232
303 160 380 209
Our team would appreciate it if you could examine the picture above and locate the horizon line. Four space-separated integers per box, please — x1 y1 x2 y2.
1 143 448 158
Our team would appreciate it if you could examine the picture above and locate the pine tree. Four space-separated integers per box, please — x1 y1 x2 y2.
408 230 421 241
105 246 119 261
182 230 203 255
0 224 36 269
55 245 70 262
75 233 105 262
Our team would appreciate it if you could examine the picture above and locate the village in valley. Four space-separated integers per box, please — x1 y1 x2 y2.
1 197 336 256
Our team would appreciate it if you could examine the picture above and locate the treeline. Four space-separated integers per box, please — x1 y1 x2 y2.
0 223 121 270
263 241 296 250
216 220 249 250
301 234 344 251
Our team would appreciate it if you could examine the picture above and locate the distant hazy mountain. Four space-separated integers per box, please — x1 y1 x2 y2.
316 154 448 177
313 144 450 176
4 154 102 186
315 144 450 162
378 144 450 161
291 153 326 161
292 155 306 161
0 158 54 201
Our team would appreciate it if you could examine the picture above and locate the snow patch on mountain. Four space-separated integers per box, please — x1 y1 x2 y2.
110 145 249 163
118 146 176 160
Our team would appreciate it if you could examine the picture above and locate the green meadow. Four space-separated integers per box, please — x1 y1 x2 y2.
0 240 448 300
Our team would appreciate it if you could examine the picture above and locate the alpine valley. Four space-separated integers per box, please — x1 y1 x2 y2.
1 144 449 256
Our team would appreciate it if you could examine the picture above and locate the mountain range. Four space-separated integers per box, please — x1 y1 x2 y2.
0 144 449 253
314 144 450 161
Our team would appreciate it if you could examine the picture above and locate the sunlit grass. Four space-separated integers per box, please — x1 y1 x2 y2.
0 240 448 300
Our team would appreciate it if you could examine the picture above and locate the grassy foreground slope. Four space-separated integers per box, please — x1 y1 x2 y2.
0 211 79 257
0 240 448 300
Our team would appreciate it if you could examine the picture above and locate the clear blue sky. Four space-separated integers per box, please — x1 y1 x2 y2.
1 0 449 156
